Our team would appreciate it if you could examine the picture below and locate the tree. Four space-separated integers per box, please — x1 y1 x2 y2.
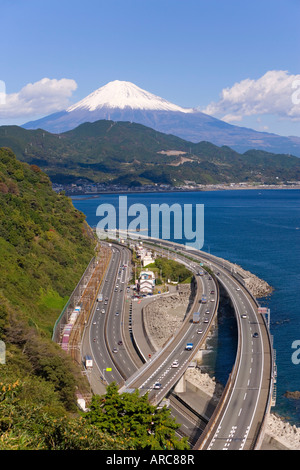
85 383 189 450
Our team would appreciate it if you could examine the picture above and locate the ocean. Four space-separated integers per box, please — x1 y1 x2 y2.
72 188 300 426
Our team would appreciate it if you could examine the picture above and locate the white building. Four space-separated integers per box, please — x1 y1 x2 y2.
139 270 155 293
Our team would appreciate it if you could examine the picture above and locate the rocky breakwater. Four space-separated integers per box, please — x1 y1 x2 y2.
215 255 273 298
143 284 193 350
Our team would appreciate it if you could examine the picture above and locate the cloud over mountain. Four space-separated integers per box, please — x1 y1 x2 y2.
0 78 77 119
202 70 300 123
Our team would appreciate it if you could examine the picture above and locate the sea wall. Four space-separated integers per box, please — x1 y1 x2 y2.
143 284 192 350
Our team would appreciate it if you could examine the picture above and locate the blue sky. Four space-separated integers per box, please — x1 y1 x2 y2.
1 0 300 136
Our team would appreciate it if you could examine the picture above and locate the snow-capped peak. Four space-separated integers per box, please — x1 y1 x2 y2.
67 80 194 113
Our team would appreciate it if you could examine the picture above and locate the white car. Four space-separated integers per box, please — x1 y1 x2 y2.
153 383 162 389
171 360 179 368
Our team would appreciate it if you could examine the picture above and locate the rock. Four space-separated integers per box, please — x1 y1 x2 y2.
284 391 300 400
144 285 191 349
266 414 300 450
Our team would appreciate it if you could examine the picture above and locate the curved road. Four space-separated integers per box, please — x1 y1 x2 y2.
145 239 273 450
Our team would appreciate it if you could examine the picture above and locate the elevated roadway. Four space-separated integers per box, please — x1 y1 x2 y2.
81 237 274 450
143 238 274 450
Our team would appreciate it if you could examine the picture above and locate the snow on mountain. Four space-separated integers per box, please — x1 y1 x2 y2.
67 80 194 113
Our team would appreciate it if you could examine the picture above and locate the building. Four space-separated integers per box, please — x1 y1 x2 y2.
139 270 155 293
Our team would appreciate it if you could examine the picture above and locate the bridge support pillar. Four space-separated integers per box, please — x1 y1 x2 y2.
174 374 186 393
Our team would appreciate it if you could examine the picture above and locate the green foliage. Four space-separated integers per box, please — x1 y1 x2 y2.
85 383 189 450
0 147 97 417
154 257 193 283
0 376 135 450
0 147 95 332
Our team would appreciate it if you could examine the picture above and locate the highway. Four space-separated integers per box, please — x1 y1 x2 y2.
143 239 273 450
82 243 138 392
80 237 273 450
119 252 219 406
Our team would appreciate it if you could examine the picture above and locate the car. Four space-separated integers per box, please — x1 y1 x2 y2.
210 290 215 294
205 309 210 314
101 309 105 314
115 312 119 316
93 321 97 325
153 383 162 390
241 314 247 319
210 298 215 302
253 332 259 338
236 287 241 291
197 329 203 334
112 347 118 353
171 360 179 368
118 340 123 345
203 318 209 323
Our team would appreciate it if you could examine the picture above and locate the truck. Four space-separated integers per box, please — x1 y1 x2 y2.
97 293 103 302
201 295 207 304
85 355 93 368
185 343 193 351
193 312 200 323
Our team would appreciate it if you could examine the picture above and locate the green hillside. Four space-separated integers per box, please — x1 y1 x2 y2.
0 120 299 186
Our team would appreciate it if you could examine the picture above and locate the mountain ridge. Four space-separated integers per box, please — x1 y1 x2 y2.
22 80 300 157
2 119 300 186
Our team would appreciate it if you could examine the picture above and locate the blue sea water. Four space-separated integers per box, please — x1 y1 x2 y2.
72 189 300 425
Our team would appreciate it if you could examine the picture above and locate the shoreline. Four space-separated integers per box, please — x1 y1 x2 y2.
59 184 300 197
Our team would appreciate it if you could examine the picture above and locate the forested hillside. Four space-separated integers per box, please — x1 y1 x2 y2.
1 120 300 186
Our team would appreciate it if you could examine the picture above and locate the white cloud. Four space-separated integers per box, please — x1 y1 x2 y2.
0 78 77 119
202 70 300 123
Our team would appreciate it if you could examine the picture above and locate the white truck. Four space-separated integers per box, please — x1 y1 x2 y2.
193 312 200 323
85 355 93 368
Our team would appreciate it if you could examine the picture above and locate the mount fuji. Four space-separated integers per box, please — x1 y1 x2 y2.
23 80 300 157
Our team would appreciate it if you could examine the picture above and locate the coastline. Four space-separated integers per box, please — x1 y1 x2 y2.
56 183 300 197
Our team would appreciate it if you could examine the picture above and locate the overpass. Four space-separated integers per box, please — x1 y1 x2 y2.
66 236 274 450
141 238 275 450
